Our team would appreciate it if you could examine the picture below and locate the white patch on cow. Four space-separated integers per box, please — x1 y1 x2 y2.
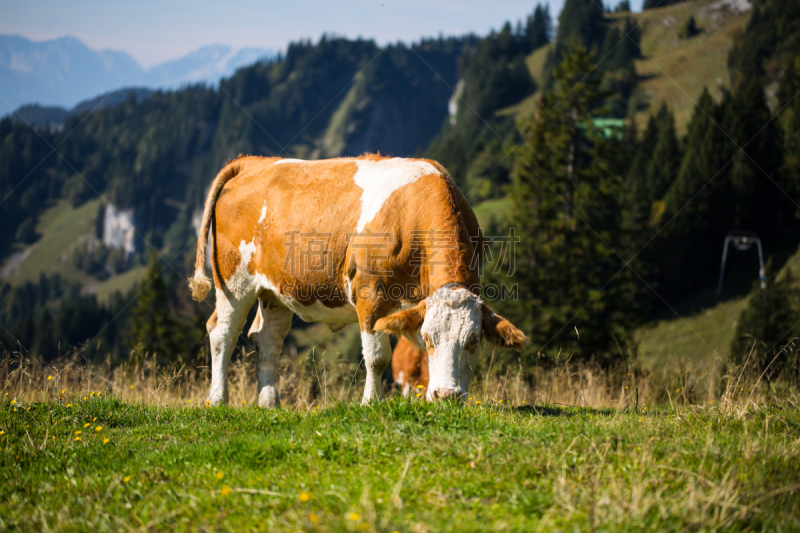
344 276 354 305
421 287 482 400
361 331 391 404
353 158 439 232
258 201 267 224
274 158 303 165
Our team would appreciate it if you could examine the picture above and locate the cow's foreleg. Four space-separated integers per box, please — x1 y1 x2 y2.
207 293 253 406
360 330 391 404
247 297 293 408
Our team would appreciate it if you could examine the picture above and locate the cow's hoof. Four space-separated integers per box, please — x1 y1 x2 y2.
206 391 228 406
258 388 280 408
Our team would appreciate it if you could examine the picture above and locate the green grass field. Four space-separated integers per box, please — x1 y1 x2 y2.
2 396 799 531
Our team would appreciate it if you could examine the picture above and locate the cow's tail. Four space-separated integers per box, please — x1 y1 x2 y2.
188 161 243 301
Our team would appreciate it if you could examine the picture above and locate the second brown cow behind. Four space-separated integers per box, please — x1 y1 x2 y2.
391 336 429 396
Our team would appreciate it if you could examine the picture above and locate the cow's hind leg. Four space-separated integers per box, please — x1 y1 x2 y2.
247 295 293 408
207 292 256 406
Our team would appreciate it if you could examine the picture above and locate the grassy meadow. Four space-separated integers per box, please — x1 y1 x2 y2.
2 347 800 532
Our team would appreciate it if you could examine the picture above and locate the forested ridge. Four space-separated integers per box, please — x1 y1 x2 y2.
2 0 800 375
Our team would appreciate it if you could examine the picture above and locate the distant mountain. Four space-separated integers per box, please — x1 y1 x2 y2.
11 88 155 130
0 34 273 114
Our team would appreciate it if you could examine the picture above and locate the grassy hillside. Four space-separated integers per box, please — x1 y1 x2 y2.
637 238 800 374
2 396 799 531
513 0 750 134
627 0 751 134
0 198 146 303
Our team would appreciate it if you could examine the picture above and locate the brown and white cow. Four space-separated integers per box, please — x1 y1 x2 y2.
189 154 526 406
392 336 429 396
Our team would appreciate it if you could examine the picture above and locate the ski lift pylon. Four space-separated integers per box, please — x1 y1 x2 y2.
716 231 766 296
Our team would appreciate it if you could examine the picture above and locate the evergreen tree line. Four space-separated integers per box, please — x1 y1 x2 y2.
503 36 800 371
0 255 206 364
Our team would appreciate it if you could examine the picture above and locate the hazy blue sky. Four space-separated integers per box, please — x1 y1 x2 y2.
1 0 645 66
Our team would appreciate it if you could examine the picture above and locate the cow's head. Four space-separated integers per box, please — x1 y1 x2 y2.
375 285 526 400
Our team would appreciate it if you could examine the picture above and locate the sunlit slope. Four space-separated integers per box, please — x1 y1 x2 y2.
0 199 146 304
627 0 750 134
515 0 750 134
637 240 800 370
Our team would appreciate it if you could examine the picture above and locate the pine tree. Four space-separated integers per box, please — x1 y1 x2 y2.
126 253 182 363
627 103 681 229
525 4 553 52
730 260 800 378
725 75 784 235
645 103 681 206
658 88 734 298
511 43 644 363
779 56 800 203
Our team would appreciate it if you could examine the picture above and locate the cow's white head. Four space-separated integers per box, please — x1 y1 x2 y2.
375 285 526 400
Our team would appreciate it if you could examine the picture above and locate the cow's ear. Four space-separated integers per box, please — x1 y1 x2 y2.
481 304 526 351
375 301 426 347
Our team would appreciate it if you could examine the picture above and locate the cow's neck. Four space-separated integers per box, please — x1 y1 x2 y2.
420 223 479 296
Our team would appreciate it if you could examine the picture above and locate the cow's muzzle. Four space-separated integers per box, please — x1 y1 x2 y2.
430 388 465 402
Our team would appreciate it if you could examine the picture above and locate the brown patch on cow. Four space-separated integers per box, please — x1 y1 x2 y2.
481 304 527 350
374 301 426 341
206 310 218 333
392 336 429 392
357 152 389 161
210 227 243 290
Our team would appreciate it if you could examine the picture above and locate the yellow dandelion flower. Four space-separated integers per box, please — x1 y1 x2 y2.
93 417 97 422
242 400 246 404
83 396 87 400
299 491 311 502
61 389 65 394
83 423 91 428
130 385 134 389
416 384 424 389
10 400 16 405
215 471 224 480
90 392 95 397
26 407 30 411
347 512 361 521
498 399 503 403
75 430 82 435
103 438 109 444
474 401 481 405
66 403 72 407
220 485 232 496
97 391 101 396
187 400 191 404
74 436 81 441
95 426 102 432
416 393 422 398
0 430 3 435
309 513 319 523
123 476 131 483
47 375 52 380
